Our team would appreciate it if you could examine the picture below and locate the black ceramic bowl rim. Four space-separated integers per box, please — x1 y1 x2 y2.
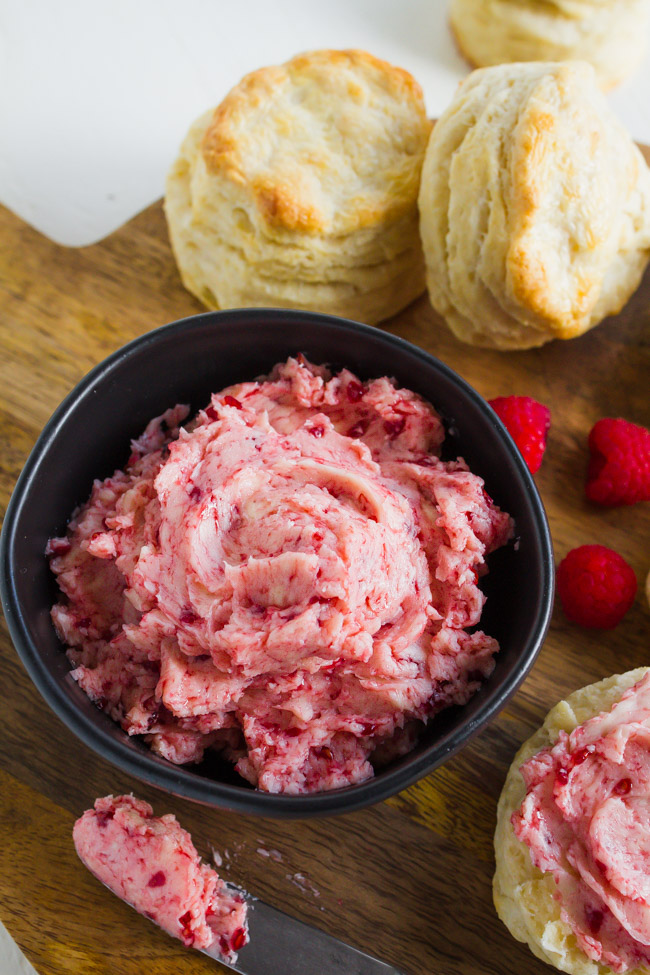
1 309 554 817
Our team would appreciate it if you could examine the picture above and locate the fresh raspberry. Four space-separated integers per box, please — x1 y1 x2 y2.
586 418 650 506
556 545 637 629
488 396 551 474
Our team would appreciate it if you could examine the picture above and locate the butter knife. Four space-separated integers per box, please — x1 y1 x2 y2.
103 877 408 974
211 886 409 975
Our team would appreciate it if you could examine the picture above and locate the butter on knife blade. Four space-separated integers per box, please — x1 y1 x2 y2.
73 795 408 975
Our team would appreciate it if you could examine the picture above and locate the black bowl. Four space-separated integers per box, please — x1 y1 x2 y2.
0 309 553 817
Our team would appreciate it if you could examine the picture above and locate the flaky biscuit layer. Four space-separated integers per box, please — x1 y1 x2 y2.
418 61 650 349
165 50 431 324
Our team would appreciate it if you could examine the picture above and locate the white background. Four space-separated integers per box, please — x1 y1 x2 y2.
1 2 650 972
1 0 650 247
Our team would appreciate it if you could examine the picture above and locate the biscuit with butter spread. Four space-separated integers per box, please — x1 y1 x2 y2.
494 668 650 974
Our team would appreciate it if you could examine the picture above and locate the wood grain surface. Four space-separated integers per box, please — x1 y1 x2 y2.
1 148 650 975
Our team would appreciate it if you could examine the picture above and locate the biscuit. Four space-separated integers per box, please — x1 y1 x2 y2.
449 0 650 90
418 61 650 349
494 667 650 975
164 50 431 325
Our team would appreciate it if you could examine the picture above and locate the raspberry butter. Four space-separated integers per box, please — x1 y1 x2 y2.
73 795 248 960
49 358 512 794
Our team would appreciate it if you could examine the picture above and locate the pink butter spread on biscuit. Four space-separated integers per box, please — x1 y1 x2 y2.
72 795 248 960
49 357 512 794
513 672 650 973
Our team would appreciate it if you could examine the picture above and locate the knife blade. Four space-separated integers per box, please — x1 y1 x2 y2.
201 886 409 975
101 874 409 975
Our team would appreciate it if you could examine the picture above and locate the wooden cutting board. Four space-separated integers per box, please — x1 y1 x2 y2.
1 149 650 975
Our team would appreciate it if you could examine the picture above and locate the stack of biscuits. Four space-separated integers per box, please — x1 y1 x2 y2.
165 50 431 326
418 60 650 349
165 46 650 349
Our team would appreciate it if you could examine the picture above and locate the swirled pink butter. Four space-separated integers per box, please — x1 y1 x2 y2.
48 357 512 794
513 672 650 973
73 795 248 959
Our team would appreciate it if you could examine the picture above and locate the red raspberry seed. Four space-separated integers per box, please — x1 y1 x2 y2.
347 420 369 439
205 405 219 421
556 545 637 629
346 381 364 403
309 425 325 438
231 927 247 951
147 871 166 888
571 746 591 766
145 702 173 730
383 417 405 437
96 809 114 827
556 767 569 785
223 395 243 409
178 910 194 944
613 777 632 796
586 908 604 934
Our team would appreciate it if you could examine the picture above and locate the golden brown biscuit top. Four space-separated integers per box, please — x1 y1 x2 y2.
495 60 645 334
201 49 431 235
